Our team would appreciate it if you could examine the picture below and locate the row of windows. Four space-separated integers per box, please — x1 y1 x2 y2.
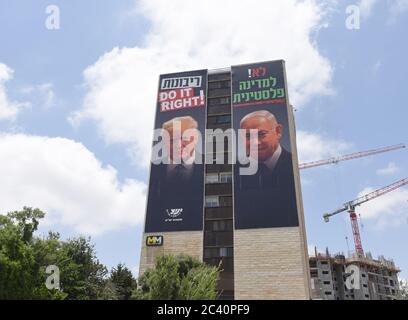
208 97 230 106
207 114 231 125
205 195 233 207
207 104 231 116
205 172 232 184
205 220 233 232
208 80 230 90
206 132 233 151
204 257 233 272
205 152 233 164
206 141 231 155
205 207 233 220
204 247 233 258
208 73 230 82
204 231 233 247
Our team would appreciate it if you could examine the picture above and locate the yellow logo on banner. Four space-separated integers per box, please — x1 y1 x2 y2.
146 235 163 246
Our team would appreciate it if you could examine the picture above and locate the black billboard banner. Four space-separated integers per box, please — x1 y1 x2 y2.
144 69 207 232
232 61 299 229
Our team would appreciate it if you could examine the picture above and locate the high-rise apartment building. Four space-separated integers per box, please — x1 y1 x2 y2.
139 60 311 299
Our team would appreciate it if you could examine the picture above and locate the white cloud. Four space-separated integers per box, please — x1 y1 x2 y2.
21 83 55 109
0 63 30 121
355 186 408 229
296 130 351 164
376 162 400 176
70 0 334 167
359 0 379 19
0 133 147 236
357 0 408 23
388 0 408 24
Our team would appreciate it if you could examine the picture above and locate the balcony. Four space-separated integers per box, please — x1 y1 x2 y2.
205 183 232 196
205 207 233 220
204 231 233 247
207 104 231 116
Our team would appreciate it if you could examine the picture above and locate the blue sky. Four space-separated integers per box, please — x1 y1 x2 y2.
1 0 407 279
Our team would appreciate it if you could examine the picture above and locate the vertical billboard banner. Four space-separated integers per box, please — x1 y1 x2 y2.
145 69 207 232
232 61 299 229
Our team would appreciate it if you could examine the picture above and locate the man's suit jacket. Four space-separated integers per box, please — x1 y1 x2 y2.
145 163 204 232
235 147 299 229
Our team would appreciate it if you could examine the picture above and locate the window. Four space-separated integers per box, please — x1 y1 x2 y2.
205 196 219 207
323 281 331 285
362 273 366 278
324 291 332 295
322 271 329 275
206 131 232 151
216 115 231 124
208 97 230 106
205 173 219 184
220 172 232 183
208 80 230 89
204 248 218 258
219 196 232 207
204 247 233 258
208 73 230 82
205 220 233 231
205 172 232 184
208 82 222 89
365 294 369 298
220 247 233 257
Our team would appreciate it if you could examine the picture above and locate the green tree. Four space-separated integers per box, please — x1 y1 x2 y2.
7 207 45 243
57 236 108 299
179 265 219 300
133 255 219 300
110 263 137 300
97 280 119 300
0 207 110 300
0 207 64 299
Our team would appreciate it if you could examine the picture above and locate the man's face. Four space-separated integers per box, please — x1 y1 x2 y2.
165 119 198 163
241 116 282 162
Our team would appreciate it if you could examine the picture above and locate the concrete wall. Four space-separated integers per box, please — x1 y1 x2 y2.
234 227 310 299
139 231 203 277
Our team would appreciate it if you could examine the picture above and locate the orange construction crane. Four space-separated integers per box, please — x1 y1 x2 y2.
299 143 405 170
323 178 408 257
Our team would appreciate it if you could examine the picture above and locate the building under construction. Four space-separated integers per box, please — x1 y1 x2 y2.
310 247 401 300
